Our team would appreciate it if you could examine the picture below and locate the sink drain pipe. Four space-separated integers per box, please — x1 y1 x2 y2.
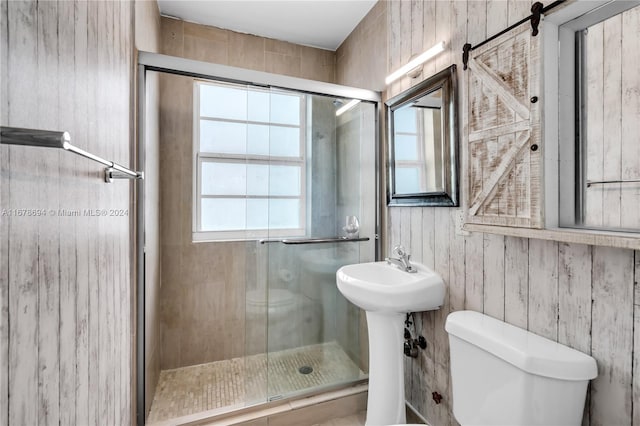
404 312 427 358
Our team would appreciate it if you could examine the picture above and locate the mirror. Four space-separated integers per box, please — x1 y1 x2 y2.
386 65 458 206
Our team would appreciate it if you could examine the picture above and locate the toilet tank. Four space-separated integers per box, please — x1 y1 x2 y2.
445 311 597 426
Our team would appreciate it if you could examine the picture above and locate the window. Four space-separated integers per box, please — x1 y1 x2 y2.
194 81 306 241
548 1 640 233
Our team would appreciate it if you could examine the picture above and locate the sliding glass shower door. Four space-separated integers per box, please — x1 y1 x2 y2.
141 53 378 424
251 94 376 402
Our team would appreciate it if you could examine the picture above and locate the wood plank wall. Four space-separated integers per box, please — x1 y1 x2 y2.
584 7 640 230
0 1 133 424
336 1 640 425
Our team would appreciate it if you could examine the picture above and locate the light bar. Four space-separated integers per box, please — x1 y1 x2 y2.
385 41 446 85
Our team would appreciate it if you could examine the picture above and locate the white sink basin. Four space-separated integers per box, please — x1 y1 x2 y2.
336 260 445 425
336 261 445 313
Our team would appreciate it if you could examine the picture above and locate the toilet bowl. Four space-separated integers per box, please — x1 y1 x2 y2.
445 310 597 426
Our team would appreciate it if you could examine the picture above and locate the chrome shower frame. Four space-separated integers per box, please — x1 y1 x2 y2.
135 51 382 425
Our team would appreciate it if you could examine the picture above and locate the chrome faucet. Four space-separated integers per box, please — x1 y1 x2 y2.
386 245 417 273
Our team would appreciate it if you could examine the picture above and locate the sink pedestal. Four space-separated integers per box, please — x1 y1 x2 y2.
336 260 445 425
365 311 406 426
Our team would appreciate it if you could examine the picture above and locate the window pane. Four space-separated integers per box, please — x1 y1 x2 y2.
394 106 417 133
268 199 300 229
270 126 300 157
247 124 269 156
247 164 269 196
395 134 418 160
202 162 246 195
270 93 300 125
270 165 300 196
201 198 246 231
200 120 247 154
200 84 247 120
247 199 269 229
395 167 421 194
248 90 270 122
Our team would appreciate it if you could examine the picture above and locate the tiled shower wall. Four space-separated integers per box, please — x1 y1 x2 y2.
336 1 640 425
160 17 336 84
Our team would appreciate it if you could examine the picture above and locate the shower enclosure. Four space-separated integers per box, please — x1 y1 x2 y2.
137 53 380 425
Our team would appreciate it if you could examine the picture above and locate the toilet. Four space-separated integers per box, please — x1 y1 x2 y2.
444 310 598 426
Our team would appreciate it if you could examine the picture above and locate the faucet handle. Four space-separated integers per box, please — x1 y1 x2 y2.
393 245 408 258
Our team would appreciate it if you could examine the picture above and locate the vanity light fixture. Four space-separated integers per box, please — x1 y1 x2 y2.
336 99 361 117
385 41 446 85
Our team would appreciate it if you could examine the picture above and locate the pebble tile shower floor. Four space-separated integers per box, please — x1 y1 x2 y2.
147 342 364 423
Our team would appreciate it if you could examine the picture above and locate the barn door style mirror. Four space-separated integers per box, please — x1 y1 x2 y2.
386 65 458 206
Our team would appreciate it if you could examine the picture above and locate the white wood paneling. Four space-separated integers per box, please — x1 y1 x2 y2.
448 210 465 314
0 1 9 424
421 0 436 79
432 207 451 425
634 250 640 425
585 22 604 228
483 233 504 320
528 239 559 341
620 7 640 230
7 3 40 425
557 242 592 425
504 236 528 329
601 15 622 228
1 1 133 425
1 1 10 424
421 208 435 269
591 247 634 425
583 6 640 230
74 2 91 423
37 2 62 423
58 1 77 424
464 232 483 312
557 243 592 354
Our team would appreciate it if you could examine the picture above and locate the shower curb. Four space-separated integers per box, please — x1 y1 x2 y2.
147 382 368 426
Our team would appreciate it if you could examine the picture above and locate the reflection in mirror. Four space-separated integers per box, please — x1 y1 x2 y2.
393 89 443 194
386 65 458 206
578 4 640 231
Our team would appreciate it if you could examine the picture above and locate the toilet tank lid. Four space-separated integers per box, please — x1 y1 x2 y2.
445 311 597 381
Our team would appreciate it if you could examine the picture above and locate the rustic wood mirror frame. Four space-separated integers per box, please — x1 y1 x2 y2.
386 65 459 207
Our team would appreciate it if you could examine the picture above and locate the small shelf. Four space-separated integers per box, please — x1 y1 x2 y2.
464 223 640 250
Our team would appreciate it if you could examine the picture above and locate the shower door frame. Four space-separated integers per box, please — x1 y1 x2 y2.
135 51 382 426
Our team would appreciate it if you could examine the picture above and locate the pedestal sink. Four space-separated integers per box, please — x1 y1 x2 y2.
336 261 445 426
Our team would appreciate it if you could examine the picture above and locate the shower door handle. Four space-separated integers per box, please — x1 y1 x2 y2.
259 237 369 245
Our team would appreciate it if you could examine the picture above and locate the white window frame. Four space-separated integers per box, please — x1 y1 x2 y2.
192 80 307 242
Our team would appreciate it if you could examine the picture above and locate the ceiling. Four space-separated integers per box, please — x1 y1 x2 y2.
157 0 378 51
